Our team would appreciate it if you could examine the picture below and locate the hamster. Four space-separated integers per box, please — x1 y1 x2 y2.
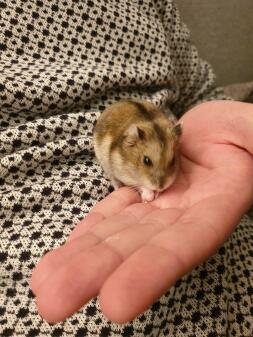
93 99 182 202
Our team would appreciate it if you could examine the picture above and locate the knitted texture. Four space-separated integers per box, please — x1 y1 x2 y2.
0 1 252 336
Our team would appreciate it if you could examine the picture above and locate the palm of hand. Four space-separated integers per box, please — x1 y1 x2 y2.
31 102 253 323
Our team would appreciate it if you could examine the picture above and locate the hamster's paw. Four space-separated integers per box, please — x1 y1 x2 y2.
140 187 155 203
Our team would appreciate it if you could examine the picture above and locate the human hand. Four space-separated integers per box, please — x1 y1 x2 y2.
31 101 253 323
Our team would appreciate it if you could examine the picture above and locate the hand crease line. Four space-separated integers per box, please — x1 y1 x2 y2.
87 210 177 265
147 242 187 274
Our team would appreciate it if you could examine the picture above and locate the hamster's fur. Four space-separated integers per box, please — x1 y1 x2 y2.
93 99 181 202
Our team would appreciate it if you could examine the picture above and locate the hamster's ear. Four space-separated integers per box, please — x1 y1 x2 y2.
172 122 182 138
124 124 145 146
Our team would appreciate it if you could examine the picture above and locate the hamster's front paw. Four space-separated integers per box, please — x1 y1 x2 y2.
140 187 155 203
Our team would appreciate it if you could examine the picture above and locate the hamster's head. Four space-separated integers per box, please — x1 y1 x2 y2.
112 121 182 193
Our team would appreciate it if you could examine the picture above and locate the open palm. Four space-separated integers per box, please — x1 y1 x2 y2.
31 101 253 323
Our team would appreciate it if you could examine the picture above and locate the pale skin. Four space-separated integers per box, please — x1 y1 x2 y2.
30 100 253 323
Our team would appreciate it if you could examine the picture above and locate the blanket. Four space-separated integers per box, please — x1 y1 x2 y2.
0 1 252 337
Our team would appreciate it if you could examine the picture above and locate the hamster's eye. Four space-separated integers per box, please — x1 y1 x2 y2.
143 156 152 166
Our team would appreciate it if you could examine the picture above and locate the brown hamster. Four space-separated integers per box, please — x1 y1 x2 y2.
93 99 182 202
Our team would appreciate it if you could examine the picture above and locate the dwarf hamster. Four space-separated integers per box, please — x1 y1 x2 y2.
93 99 182 202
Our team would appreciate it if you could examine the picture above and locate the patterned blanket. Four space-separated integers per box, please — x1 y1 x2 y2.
0 1 252 336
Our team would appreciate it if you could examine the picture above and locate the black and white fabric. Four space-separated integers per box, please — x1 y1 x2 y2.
0 1 252 336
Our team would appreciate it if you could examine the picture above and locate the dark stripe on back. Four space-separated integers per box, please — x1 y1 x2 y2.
128 101 154 121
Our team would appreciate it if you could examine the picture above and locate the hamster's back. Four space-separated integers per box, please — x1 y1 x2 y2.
94 99 169 143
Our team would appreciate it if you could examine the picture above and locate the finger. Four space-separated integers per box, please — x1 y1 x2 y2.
91 186 141 217
67 212 105 241
69 187 141 241
31 213 107 295
30 229 100 295
31 187 140 294
69 187 140 241
31 202 155 296
36 241 122 323
100 243 182 323
99 193 243 322
34 208 182 322
31 203 149 295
